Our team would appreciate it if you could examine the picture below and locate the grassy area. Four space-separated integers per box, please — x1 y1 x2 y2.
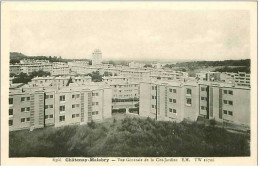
9 114 250 157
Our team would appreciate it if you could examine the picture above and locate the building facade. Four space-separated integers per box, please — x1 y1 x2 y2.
139 80 250 127
9 85 112 131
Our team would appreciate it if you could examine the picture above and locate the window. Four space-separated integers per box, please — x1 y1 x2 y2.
76 114 80 117
9 120 13 126
49 105 53 108
59 116 65 122
224 100 227 104
173 109 177 113
46 95 49 99
92 112 95 115
201 97 207 101
72 95 75 98
223 110 227 114
9 109 13 115
169 88 172 92
59 105 65 112
186 88 192 95
173 99 176 103
172 89 176 93
152 105 156 108
60 95 65 101
50 95 53 98
76 94 80 98
21 97 25 102
26 107 30 111
45 105 48 109
26 118 30 121
169 98 173 102
169 108 172 112
72 114 75 118
201 106 207 110
152 95 156 99
72 104 75 108
49 114 53 118
152 86 155 90
201 87 206 91
229 101 233 105
95 102 98 105
96 111 99 115
228 111 233 116
21 108 25 112
9 98 13 105
21 118 25 123
27 97 30 101
186 98 192 105
45 115 49 119
224 90 228 94
95 93 98 96
229 90 233 95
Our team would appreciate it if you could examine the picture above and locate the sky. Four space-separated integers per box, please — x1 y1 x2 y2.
10 10 250 61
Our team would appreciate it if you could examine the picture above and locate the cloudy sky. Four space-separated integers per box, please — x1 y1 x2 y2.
10 10 250 61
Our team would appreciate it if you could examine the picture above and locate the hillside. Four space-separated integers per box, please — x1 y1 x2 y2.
9 114 250 157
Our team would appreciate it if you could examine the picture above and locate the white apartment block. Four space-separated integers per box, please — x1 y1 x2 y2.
223 72 250 87
140 80 250 127
9 84 112 131
28 75 92 87
51 62 70 76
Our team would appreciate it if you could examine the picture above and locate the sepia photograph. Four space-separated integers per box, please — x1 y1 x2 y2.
0 1 257 165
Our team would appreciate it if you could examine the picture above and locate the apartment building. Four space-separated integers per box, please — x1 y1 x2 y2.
51 62 70 76
150 70 189 82
9 65 22 75
9 85 112 131
140 80 250 127
28 75 92 88
128 61 145 68
120 69 151 82
68 61 90 74
196 71 221 81
222 72 250 87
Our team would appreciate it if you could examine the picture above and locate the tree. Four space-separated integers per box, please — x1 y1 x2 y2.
144 64 152 68
88 71 103 82
12 73 31 84
30 70 51 78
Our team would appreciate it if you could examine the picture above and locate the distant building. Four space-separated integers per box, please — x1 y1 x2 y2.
196 71 221 81
92 49 102 66
129 61 145 68
51 62 70 76
222 72 250 87
28 75 92 88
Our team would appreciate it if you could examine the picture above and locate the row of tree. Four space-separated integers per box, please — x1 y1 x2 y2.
10 70 51 84
9 116 250 157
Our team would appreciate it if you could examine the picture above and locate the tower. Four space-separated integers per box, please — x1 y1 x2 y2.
92 49 102 66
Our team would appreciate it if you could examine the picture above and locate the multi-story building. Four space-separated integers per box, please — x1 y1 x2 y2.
120 69 151 82
9 65 22 75
28 75 92 88
128 61 145 68
9 84 112 131
196 71 221 81
51 62 70 76
92 49 102 66
222 72 250 87
102 76 139 110
150 70 189 82
139 80 250 127
68 61 90 74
